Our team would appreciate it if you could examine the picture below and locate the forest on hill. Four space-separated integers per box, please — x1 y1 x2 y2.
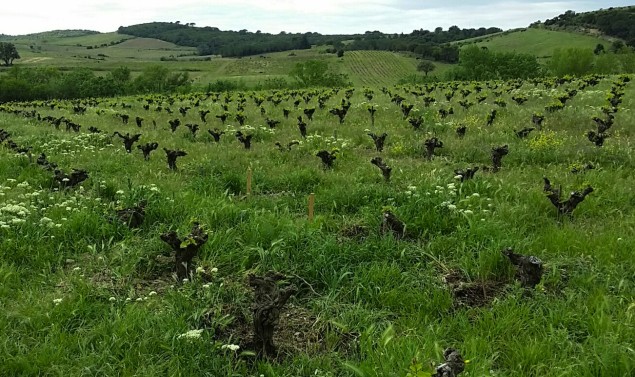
118 22 502 63
540 6 635 46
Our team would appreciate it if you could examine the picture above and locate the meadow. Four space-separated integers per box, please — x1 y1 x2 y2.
4 33 425 88
457 28 611 60
0 74 634 377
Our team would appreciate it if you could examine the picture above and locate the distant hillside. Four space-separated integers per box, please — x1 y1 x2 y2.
118 22 502 64
0 29 98 40
118 23 313 58
459 28 611 59
344 27 502 64
540 6 635 45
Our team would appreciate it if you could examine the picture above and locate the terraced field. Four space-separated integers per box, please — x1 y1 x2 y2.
340 51 419 86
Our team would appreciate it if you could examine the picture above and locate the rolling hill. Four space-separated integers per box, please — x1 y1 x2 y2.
457 28 612 59
1 4 633 90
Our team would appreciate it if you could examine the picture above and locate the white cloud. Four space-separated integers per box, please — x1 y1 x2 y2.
1 0 631 35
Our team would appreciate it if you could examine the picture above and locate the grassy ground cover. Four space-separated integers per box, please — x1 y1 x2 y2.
0 75 634 376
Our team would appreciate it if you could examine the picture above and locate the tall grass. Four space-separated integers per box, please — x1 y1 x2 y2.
0 74 634 376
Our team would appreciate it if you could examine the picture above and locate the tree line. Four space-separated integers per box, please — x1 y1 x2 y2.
539 7 635 47
344 26 502 63
118 22 502 63
118 23 312 57
0 66 191 103
414 45 635 82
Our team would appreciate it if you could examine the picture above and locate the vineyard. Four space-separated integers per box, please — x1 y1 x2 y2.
340 51 420 86
1 75 634 376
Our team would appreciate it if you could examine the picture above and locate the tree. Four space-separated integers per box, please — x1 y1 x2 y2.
337 49 344 58
289 60 349 88
549 48 594 77
109 66 131 84
445 45 540 80
417 60 436 76
133 65 191 93
0 42 20 66
594 43 605 55
610 40 627 54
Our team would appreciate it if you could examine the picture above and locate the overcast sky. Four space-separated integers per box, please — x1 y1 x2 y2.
1 0 631 36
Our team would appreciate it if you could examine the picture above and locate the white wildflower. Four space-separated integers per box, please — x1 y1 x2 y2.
221 344 240 351
53 298 63 305
178 329 204 340
211 267 218 273
447 204 457 210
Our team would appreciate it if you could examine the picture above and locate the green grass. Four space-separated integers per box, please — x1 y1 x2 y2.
42 32 134 46
3 27 620 88
462 28 611 59
4 33 425 87
1 73 634 376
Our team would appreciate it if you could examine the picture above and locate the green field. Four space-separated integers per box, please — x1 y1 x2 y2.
3 34 425 89
0 73 634 376
10 34 195 68
462 28 611 59
2 32 431 87
4 27 622 89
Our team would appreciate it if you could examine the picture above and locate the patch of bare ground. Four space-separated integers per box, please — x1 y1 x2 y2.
210 303 360 360
442 270 508 308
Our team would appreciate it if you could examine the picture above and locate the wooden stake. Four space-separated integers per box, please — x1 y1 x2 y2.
308 193 315 222
246 167 252 196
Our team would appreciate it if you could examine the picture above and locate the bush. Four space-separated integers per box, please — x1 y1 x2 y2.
445 45 542 80
0 64 190 102
254 77 291 90
548 48 594 77
205 79 247 92
289 60 350 88
133 65 191 93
